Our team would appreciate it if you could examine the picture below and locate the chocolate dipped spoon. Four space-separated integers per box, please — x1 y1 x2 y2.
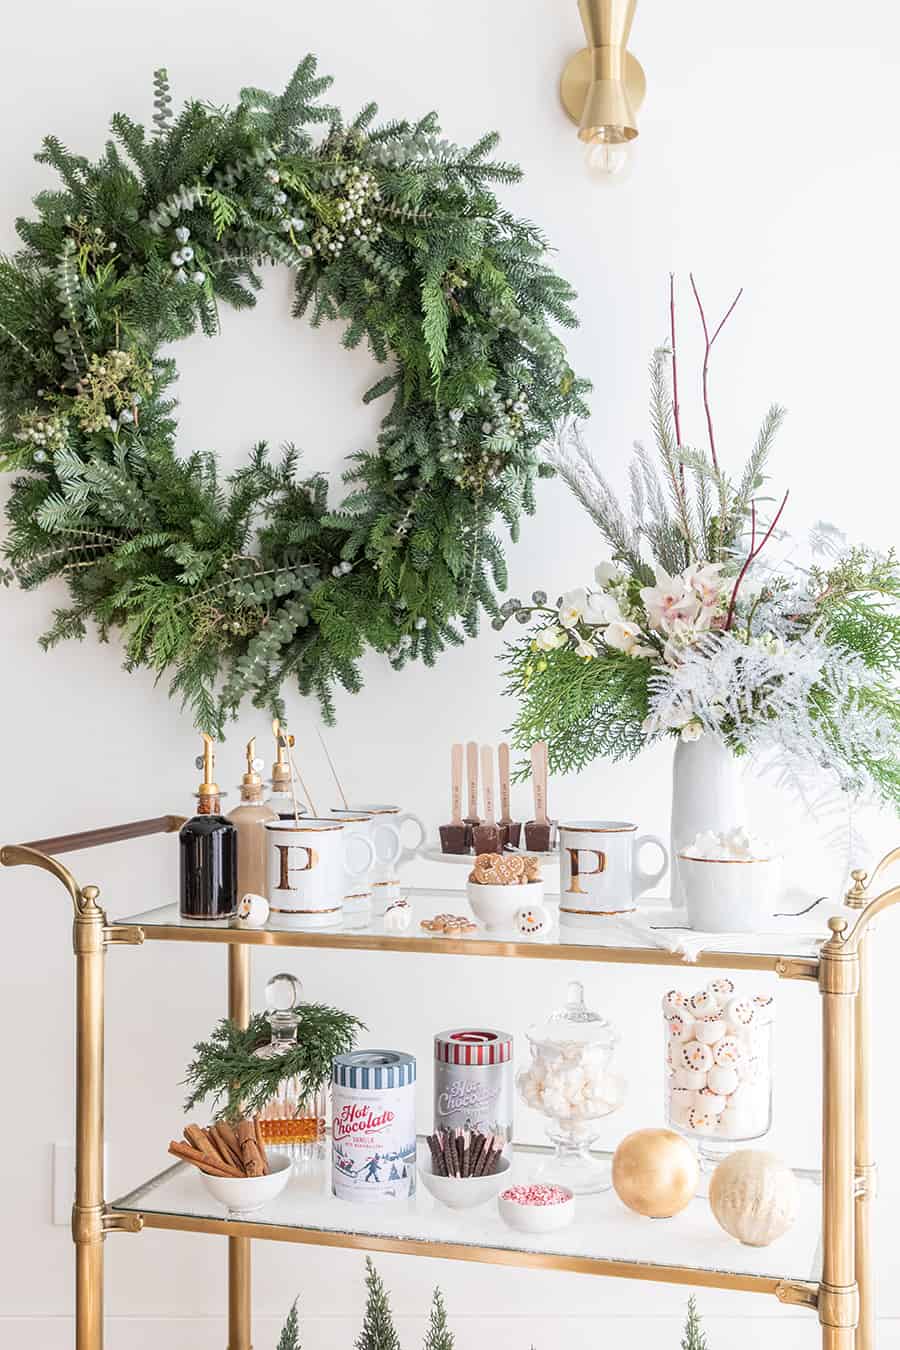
439 743 468 853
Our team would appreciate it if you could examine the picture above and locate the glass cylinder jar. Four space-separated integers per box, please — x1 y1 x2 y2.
663 979 774 1167
517 980 624 1193
253 973 327 1160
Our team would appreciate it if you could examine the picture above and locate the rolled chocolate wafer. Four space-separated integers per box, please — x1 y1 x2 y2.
461 1129 472 1178
468 1132 485 1177
452 1134 464 1179
478 1133 500 1177
427 1134 448 1177
442 1129 458 1178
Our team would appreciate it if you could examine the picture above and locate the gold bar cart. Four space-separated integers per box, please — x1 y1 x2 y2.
3 819 897 1350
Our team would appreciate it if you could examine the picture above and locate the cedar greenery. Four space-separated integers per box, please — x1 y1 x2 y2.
183 1004 364 1122
273 1274 706 1347
681 1296 710 1350
356 1257 401 1350
0 58 586 731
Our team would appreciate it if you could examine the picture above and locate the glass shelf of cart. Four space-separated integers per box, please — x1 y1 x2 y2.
112 889 825 974
111 1139 822 1289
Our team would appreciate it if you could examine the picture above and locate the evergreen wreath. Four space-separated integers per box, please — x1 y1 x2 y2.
0 58 586 731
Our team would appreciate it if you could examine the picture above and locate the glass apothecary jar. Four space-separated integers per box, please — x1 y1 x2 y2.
663 978 774 1167
253 973 327 1161
517 980 625 1193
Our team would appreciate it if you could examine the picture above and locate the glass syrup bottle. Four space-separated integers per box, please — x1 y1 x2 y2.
268 729 307 821
254 973 327 1158
227 737 277 898
178 734 238 921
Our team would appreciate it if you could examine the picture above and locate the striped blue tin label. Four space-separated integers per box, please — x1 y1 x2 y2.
332 1049 416 1090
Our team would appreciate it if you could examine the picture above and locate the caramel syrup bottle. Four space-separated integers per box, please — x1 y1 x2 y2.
227 737 276 898
179 734 237 921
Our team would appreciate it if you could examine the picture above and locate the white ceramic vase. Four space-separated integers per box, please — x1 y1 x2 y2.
670 737 746 906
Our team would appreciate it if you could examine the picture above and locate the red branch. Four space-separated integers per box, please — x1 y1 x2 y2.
724 491 789 630
689 274 743 473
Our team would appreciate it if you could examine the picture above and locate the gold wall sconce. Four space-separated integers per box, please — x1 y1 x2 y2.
560 0 645 180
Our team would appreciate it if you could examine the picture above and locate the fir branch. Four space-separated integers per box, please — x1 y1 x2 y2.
183 1004 365 1122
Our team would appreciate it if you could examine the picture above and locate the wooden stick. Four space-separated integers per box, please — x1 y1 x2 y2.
317 727 349 809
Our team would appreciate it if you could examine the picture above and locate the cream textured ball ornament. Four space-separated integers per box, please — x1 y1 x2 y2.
708 1149 799 1246
611 1128 699 1219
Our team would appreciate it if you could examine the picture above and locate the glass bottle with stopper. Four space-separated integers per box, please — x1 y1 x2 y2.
517 980 624 1193
178 734 237 921
268 725 307 820
253 972 327 1158
227 737 277 898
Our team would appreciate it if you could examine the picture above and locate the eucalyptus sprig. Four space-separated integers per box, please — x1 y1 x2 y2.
183 1004 365 1123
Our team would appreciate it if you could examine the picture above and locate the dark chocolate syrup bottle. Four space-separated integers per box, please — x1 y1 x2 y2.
179 734 237 921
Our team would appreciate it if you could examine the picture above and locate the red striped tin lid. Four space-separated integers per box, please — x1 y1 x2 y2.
434 1028 513 1065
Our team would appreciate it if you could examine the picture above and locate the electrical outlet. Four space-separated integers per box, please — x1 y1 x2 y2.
53 1141 108 1225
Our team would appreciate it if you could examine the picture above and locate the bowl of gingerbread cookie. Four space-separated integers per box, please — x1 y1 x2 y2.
466 853 544 932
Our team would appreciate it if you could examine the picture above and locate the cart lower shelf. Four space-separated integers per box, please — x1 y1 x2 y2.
111 1140 822 1295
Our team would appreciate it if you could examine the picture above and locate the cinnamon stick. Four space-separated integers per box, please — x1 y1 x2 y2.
184 1124 229 1170
168 1142 242 1178
236 1118 265 1177
210 1124 243 1171
252 1117 270 1175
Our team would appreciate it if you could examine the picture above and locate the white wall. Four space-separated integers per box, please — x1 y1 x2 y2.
1 1 898 1346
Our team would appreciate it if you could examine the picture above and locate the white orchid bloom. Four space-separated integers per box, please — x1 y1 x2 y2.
575 638 597 659
604 620 644 654
558 588 587 628
679 719 704 742
684 561 727 610
594 560 622 588
534 625 569 652
639 567 699 633
583 590 623 626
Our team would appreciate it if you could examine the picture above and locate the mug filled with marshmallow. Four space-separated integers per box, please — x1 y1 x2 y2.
677 827 782 933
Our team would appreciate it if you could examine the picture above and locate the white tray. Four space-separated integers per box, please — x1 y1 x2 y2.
421 843 559 866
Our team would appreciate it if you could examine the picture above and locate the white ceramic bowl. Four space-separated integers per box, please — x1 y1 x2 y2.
199 1152 293 1216
498 1183 576 1233
467 879 545 932
419 1156 511 1210
678 853 782 933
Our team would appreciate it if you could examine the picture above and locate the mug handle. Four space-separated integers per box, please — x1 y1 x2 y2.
343 833 377 879
373 821 403 867
633 834 669 899
394 811 426 865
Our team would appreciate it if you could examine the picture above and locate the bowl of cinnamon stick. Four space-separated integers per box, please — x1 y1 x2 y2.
168 1119 292 1216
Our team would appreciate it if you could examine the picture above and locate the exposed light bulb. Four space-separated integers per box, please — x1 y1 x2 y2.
584 128 636 183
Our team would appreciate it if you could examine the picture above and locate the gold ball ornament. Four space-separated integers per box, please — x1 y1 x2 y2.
612 1128 699 1218
709 1150 799 1247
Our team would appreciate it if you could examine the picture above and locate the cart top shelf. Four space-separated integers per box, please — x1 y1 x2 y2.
112 889 825 978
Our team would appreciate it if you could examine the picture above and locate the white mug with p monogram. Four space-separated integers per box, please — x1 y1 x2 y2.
558 820 669 923
329 809 407 908
265 819 375 927
339 804 426 911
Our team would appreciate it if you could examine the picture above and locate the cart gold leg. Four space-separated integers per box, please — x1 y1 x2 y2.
74 888 106 1350
228 943 253 1350
819 918 860 1350
853 930 874 1350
